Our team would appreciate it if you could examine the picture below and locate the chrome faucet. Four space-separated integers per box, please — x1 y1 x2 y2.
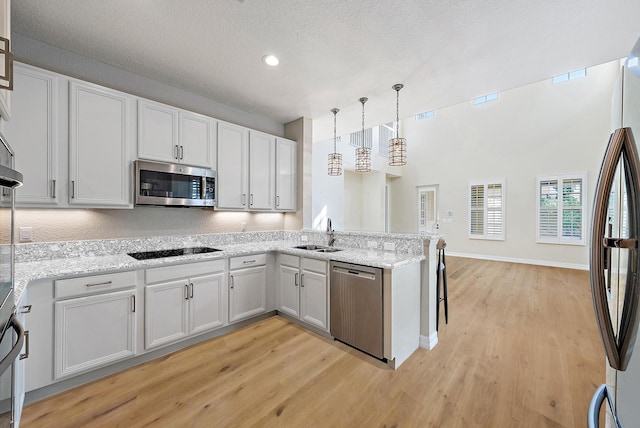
326 218 336 247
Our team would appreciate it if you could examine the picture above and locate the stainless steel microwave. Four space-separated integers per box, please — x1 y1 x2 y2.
134 160 216 207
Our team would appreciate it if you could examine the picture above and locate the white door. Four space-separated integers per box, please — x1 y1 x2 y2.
217 122 248 209
5 64 59 206
249 131 275 210
189 273 224 335
145 280 189 349
417 185 438 233
54 289 136 379
229 266 267 323
137 99 178 164
179 111 215 168
275 138 297 211
278 265 300 318
69 81 133 207
300 270 328 330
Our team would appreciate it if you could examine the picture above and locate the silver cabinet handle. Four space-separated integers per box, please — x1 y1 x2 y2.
175 145 179 160
590 127 640 370
301 273 305 287
294 272 298 286
276 195 280 207
51 179 56 199
184 283 189 300
230 275 234 289
131 295 136 313
243 260 256 264
19 330 29 361
86 280 112 288
190 282 194 299
242 193 246 206
20 305 32 314
250 194 254 206
71 180 75 199
179 145 184 160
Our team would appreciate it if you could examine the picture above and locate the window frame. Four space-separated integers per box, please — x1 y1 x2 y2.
468 179 505 241
417 185 438 233
536 173 587 246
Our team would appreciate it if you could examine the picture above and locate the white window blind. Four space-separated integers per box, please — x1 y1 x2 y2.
468 180 505 240
536 173 586 245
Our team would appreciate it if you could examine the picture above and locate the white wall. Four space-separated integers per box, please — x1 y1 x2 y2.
388 60 621 267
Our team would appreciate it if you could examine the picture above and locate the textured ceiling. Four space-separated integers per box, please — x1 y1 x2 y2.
10 0 640 140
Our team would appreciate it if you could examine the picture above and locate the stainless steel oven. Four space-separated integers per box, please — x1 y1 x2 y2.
0 130 24 427
134 160 216 207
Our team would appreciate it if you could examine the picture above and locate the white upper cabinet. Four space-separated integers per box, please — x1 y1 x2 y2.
138 99 215 168
217 121 249 209
249 131 275 210
275 138 297 211
4 64 59 206
69 81 134 208
0 0 11 120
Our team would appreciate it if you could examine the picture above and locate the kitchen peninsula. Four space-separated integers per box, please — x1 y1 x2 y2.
15 229 439 403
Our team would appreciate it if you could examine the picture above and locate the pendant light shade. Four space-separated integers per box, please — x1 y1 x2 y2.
355 97 371 173
389 84 407 166
328 108 342 176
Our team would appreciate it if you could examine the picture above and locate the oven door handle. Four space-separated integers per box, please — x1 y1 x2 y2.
0 315 25 375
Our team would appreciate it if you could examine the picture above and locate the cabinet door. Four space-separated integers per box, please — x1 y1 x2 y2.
300 270 328 330
249 131 275 210
145 280 189 349
138 99 179 164
217 122 248 209
13 298 29 427
229 266 267 323
5 64 59 206
54 289 136 379
180 111 215 168
276 138 297 211
69 81 133 207
279 265 300 318
189 273 224 335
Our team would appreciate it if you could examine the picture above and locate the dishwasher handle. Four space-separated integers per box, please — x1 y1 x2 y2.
332 266 376 280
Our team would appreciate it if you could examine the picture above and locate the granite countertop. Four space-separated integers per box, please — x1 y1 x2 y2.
14 240 424 304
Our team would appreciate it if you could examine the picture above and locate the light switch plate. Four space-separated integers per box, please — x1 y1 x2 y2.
19 227 33 242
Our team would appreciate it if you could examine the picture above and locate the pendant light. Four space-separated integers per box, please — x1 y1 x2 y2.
355 97 371 173
328 108 343 176
389 83 407 166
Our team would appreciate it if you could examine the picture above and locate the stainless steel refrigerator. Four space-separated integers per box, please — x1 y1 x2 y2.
589 37 640 428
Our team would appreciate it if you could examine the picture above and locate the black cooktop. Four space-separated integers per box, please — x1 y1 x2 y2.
127 247 222 260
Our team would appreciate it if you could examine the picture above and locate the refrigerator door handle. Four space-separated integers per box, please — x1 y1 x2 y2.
591 127 640 370
588 384 622 428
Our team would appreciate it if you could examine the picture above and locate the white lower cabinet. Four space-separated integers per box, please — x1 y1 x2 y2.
144 260 225 350
278 255 329 331
229 254 267 323
54 288 136 379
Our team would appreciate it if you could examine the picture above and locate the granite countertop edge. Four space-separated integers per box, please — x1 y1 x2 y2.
14 241 425 304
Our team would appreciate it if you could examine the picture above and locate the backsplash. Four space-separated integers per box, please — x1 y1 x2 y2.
14 230 434 262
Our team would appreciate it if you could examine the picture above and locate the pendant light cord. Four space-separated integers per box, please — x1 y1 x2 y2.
360 97 367 148
396 88 400 138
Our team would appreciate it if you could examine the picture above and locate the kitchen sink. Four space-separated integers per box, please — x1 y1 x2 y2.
292 244 342 253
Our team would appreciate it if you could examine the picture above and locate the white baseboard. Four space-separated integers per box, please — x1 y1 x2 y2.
446 251 588 271
420 332 438 350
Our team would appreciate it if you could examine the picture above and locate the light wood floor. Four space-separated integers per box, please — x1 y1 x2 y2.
21 257 604 427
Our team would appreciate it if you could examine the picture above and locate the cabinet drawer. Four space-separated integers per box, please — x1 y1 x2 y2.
279 254 299 268
302 258 327 274
55 271 136 300
229 253 266 270
145 259 225 284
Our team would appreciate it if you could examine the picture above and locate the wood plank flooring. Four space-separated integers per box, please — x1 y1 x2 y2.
21 257 605 427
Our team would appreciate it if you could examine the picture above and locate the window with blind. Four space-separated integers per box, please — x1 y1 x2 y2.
536 173 587 245
468 179 505 240
417 185 438 233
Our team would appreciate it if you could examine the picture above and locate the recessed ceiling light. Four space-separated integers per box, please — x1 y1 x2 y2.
262 54 279 66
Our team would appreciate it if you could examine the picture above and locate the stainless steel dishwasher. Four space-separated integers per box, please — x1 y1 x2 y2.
330 261 384 359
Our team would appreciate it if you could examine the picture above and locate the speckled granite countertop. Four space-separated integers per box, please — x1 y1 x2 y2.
14 240 424 304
